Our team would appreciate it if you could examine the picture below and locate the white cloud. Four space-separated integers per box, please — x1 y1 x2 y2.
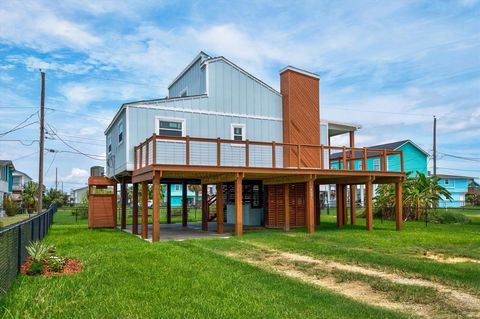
62 168 89 182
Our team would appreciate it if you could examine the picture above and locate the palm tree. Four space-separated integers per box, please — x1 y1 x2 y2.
21 181 39 213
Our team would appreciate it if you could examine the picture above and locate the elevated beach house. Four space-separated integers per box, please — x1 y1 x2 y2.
104 51 406 241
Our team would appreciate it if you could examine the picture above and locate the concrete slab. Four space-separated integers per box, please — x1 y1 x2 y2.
120 222 232 242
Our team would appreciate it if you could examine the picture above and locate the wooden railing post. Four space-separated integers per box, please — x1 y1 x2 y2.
320 145 324 169
134 146 137 170
272 141 276 168
152 135 157 165
217 138 221 166
297 144 301 168
400 151 404 172
145 139 150 166
342 146 347 170
362 148 367 171
382 149 387 171
186 135 190 165
139 143 143 168
245 139 249 167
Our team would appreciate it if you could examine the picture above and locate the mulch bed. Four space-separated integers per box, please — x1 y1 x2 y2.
20 257 82 276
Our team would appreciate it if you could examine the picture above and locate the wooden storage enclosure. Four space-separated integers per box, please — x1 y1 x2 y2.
266 183 306 228
88 176 117 228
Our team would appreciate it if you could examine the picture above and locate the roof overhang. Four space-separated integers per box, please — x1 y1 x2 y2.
279 66 320 80
323 119 361 137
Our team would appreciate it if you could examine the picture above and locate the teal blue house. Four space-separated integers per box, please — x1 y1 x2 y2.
331 140 428 175
0 160 15 212
164 184 196 207
436 174 473 208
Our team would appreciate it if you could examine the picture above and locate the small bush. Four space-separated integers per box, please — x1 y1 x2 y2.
428 211 470 224
3 196 17 217
48 256 66 272
26 260 44 275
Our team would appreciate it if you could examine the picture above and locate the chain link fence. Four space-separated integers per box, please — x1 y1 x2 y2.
0 204 57 298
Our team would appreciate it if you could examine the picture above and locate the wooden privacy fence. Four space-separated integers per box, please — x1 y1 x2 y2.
134 134 404 173
0 204 57 298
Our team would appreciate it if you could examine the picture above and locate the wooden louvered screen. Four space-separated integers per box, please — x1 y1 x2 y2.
266 183 306 228
266 185 285 227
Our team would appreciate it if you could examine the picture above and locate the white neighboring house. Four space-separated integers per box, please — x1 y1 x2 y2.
0 160 15 215
12 170 33 202
71 186 89 204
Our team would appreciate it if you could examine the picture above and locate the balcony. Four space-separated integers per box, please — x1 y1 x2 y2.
133 135 404 182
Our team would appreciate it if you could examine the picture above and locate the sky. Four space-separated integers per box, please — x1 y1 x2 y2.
0 0 479 192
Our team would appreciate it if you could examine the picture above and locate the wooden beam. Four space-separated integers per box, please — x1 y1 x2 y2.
395 182 403 231
201 173 239 185
316 176 373 185
141 181 148 239
132 171 154 184
365 180 373 231
216 183 224 234
132 183 139 235
182 181 188 227
152 172 160 242
120 177 127 230
201 184 208 231
235 174 243 236
263 174 314 185
306 178 315 234
284 184 290 231
166 183 171 224
350 185 356 225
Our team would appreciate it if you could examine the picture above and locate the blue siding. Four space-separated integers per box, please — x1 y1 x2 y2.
169 55 208 97
438 177 469 207
105 109 127 177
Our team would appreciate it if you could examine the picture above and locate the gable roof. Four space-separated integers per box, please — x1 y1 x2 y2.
0 160 15 169
167 51 211 89
12 170 32 180
330 139 429 160
434 174 475 180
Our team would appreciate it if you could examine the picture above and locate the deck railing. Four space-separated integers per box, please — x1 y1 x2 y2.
134 135 404 173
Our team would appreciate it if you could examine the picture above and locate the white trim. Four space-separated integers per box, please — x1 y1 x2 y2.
117 118 124 145
279 65 320 80
394 140 430 157
373 158 380 171
155 116 186 137
179 87 188 97
231 123 246 141
204 63 209 96
134 104 282 122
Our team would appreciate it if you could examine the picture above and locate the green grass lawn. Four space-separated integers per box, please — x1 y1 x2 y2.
1 208 479 318
0 213 37 228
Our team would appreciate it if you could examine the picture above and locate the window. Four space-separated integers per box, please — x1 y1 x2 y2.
157 118 185 137
373 159 380 171
118 120 124 144
107 134 112 153
444 179 449 185
179 87 188 97
231 124 246 141
175 185 180 191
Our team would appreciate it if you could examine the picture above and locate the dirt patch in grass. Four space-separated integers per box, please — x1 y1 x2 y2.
422 251 480 264
227 245 480 319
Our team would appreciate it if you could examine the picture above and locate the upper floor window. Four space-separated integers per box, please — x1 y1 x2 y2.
156 117 185 137
231 124 246 141
179 87 188 97
444 179 449 185
118 120 124 144
373 159 380 171
107 134 112 153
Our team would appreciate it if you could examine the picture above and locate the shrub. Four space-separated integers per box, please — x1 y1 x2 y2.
3 196 17 217
48 256 66 272
428 210 470 224
26 241 52 263
26 260 44 276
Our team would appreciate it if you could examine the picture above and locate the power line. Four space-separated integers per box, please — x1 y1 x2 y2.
437 151 480 162
12 151 38 161
0 111 38 137
0 139 38 146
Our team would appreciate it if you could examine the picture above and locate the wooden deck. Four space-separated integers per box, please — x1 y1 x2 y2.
127 134 405 242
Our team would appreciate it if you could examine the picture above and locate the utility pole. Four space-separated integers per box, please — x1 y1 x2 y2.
433 115 437 176
37 71 45 213
55 167 58 191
